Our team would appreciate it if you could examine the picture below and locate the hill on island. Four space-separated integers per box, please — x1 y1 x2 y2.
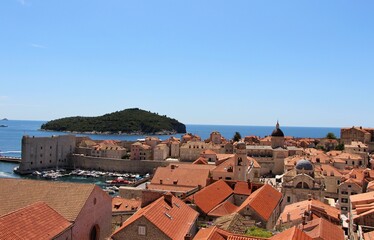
41 108 186 134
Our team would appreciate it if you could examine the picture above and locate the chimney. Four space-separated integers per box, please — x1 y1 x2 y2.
171 164 175 170
160 179 163 185
247 179 252 189
184 234 192 240
308 194 312 201
287 212 291 223
164 193 173 207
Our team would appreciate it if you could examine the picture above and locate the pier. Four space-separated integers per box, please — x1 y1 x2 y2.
0 156 21 163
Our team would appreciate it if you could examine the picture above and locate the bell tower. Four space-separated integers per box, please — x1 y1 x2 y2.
234 142 249 181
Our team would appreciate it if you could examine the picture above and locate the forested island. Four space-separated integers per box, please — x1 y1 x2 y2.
41 108 186 135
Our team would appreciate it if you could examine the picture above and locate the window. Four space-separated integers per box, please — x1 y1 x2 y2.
138 226 146 236
341 207 348 211
341 198 348 203
348 185 352 188
341 191 348 195
287 196 291 203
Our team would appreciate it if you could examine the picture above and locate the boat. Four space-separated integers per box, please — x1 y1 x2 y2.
0 125 7 127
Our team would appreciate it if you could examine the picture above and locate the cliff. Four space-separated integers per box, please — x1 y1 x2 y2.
41 108 186 134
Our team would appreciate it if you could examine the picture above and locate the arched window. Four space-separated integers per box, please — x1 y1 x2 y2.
90 224 100 240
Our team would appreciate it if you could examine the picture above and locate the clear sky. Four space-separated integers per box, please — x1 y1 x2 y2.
1 0 373 127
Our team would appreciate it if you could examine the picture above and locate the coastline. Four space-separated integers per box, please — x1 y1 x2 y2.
39 129 184 136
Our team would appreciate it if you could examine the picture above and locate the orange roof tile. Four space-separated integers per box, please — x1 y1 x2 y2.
0 202 72 240
0 178 103 222
315 164 343 177
278 199 340 225
112 196 141 213
193 226 227 240
208 201 238 217
112 194 198 240
302 217 344 240
234 181 252 196
193 226 268 240
270 226 312 240
238 184 282 221
193 157 209 165
202 149 218 155
148 164 214 193
147 184 196 193
364 230 374 240
193 179 234 214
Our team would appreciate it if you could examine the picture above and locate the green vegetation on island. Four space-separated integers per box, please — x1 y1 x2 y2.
41 108 186 134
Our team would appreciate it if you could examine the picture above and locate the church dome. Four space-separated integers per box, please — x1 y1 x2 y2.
271 121 284 137
295 159 313 171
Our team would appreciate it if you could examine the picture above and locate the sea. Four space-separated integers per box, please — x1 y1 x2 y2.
0 119 341 181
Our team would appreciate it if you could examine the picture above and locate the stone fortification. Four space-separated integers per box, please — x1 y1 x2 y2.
70 155 170 174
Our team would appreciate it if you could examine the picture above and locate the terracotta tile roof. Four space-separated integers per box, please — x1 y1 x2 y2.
270 226 312 240
277 199 340 225
147 184 196 193
350 192 374 220
148 164 214 193
0 202 72 240
112 194 198 240
315 164 343 177
213 156 253 173
112 196 141 213
193 179 234 214
367 180 374 191
326 150 342 157
193 226 268 240
208 201 238 217
0 178 99 221
301 217 344 240
202 149 218 155
234 181 252 196
193 226 227 240
193 157 209 165
364 230 374 240
238 184 282 221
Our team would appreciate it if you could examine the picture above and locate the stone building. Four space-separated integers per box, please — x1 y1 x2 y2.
341 126 374 152
246 122 303 176
111 194 199 240
130 142 152 160
281 159 324 209
18 135 76 174
0 178 112 240
349 191 374 239
211 142 260 182
153 143 169 160
179 141 222 162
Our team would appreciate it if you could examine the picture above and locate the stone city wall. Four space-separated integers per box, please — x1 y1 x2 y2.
70 155 170 174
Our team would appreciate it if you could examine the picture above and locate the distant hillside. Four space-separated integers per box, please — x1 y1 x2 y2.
41 108 186 134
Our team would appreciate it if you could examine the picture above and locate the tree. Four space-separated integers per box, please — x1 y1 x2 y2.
326 132 337 139
335 143 345 151
245 226 272 238
232 132 242 142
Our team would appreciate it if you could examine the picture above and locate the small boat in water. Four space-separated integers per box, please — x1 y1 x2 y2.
0 125 7 127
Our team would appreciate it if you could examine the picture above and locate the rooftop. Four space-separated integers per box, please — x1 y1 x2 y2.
112 194 198 240
0 202 72 240
0 178 100 222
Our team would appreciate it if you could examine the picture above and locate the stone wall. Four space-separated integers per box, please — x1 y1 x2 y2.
70 155 169 174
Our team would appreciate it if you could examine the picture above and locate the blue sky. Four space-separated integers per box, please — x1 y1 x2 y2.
1 0 373 127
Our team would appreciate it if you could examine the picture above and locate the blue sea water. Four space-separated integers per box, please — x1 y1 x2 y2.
0 120 340 179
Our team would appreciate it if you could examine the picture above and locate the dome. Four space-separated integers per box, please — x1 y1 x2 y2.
236 142 246 150
296 159 313 171
271 128 284 137
271 121 284 137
